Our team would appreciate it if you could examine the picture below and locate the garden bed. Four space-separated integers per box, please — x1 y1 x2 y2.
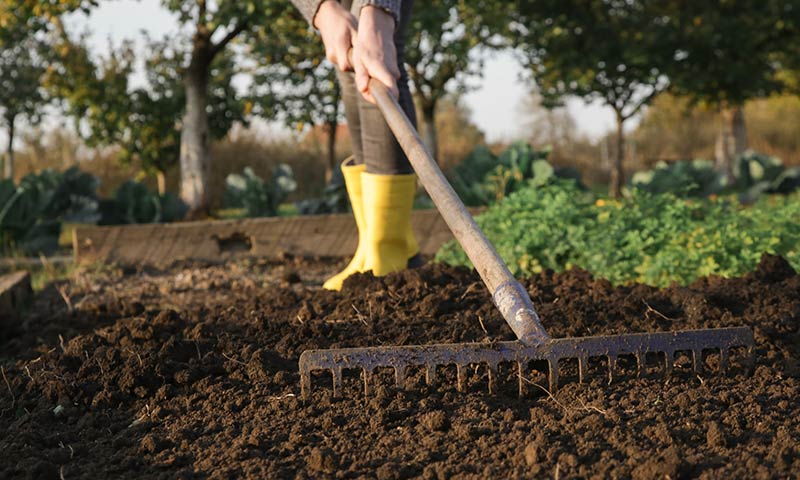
1 254 798 478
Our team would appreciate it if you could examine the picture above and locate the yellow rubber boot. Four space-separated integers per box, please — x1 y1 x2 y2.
323 159 367 290
362 172 420 276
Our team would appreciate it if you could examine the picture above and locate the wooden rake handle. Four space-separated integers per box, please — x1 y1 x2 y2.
349 51 551 345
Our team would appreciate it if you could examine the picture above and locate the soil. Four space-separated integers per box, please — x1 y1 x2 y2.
1 253 799 479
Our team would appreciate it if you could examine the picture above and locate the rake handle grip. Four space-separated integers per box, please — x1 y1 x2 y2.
366 77 551 345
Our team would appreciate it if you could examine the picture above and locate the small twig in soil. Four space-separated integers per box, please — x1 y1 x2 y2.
222 352 246 366
351 305 369 326
1 366 15 411
576 398 609 416
56 285 73 312
125 348 144 367
477 315 488 335
59 335 67 353
642 300 676 321
520 375 609 417
268 393 296 401
519 376 569 413
58 441 75 459
459 283 480 301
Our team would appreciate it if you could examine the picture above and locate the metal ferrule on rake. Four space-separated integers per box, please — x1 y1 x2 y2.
492 281 551 346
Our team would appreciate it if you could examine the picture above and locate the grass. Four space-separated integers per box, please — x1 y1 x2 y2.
0 255 76 292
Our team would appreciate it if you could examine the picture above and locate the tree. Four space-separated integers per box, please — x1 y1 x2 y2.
515 0 678 197
248 7 343 183
667 0 799 180
162 0 288 216
0 0 98 43
47 31 245 196
405 0 510 162
0 32 47 180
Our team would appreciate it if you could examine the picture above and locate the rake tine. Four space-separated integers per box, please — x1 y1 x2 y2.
635 352 645 378
607 354 617 384
363 368 372 396
487 363 498 394
578 355 589 383
456 364 466 392
548 358 559 392
395 365 406 387
425 364 437 385
332 368 343 397
747 346 756 374
664 350 675 379
692 349 703 374
719 348 729 374
301 372 311 398
517 361 525 397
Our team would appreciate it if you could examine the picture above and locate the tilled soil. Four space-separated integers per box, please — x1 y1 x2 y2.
1 254 799 479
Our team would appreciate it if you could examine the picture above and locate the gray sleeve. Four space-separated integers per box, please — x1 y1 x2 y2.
291 0 403 26
290 0 326 25
356 0 402 23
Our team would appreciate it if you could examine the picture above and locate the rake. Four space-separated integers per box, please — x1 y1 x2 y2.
299 67 755 399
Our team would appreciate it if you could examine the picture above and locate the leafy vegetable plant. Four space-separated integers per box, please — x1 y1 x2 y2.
436 179 799 287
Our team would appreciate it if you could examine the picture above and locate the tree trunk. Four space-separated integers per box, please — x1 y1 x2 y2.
419 102 438 163
715 105 748 182
180 64 211 217
325 119 337 184
610 112 625 198
156 170 167 196
4 116 15 181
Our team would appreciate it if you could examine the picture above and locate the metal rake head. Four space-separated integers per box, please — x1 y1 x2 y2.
299 326 754 398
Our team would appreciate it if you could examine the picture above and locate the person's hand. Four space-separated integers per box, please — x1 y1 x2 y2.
352 6 399 103
313 0 358 71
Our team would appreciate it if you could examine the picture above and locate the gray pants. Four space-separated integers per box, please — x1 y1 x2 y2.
337 0 415 175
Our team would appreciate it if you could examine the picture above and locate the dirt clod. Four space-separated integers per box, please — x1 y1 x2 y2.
706 421 727 448
419 410 450 432
1 254 798 478
307 447 338 473
524 442 540 466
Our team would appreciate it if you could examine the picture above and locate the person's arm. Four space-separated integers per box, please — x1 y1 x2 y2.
292 0 403 103
290 1 402 27
357 1 401 24
352 5 399 103
290 0 327 26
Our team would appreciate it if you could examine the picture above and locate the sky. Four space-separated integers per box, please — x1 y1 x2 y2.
63 0 619 143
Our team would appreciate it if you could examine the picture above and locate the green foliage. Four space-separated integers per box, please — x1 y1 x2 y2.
0 31 47 123
46 33 246 183
668 0 796 107
632 152 800 203
448 142 581 206
436 180 800 287
224 166 297 218
0 167 99 254
405 1 511 105
248 4 340 133
98 181 187 225
631 159 727 197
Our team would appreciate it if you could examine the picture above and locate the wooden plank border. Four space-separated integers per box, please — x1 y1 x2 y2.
0 271 32 314
73 209 483 267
